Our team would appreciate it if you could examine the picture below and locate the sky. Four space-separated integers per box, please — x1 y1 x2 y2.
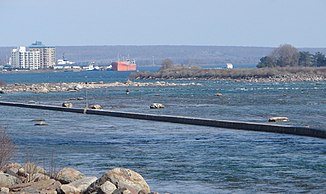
0 0 325 47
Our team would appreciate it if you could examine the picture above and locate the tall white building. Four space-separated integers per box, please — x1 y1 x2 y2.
10 47 40 70
9 41 55 70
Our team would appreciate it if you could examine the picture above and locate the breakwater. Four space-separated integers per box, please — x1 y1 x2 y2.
0 101 325 139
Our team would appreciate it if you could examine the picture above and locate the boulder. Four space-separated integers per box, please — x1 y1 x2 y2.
0 173 21 188
60 176 97 193
56 167 84 184
10 179 61 193
1 163 22 174
0 187 9 194
99 181 117 194
85 168 150 194
62 101 73 108
112 187 132 194
150 103 165 109
60 184 79 193
37 87 49 93
268 116 289 122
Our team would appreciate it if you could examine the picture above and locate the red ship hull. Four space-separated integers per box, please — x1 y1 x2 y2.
111 61 137 71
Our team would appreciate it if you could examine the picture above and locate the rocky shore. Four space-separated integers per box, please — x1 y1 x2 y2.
0 163 158 194
219 73 326 82
131 66 326 82
0 81 201 94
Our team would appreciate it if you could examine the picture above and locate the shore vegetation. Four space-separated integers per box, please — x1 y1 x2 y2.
257 44 326 68
0 128 16 169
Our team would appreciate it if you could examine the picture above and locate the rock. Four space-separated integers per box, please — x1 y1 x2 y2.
0 187 9 194
56 167 84 184
99 181 117 194
60 184 79 193
89 104 103 110
86 168 150 194
150 103 165 109
107 168 150 194
62 101 73 108
17 168 28 178
61 176 97 193
34 121 48 126
1 163 21 176
85 168 150 194
268 116 289 122
10 179 61 193
215 93 223 96
112 187 132 194
37 87 49 93
0 173 22 188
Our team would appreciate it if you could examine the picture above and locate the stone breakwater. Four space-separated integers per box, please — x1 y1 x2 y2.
142 73 326 83
0 163 159 194
131 67 326 82
234 73 326 83
0 81 201 94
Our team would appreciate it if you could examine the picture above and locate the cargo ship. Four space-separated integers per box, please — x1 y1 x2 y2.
110 58 137 71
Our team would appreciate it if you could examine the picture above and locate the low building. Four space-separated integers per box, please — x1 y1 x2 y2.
226 63 233 69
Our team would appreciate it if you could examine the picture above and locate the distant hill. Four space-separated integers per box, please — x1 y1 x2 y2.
1 45 326 66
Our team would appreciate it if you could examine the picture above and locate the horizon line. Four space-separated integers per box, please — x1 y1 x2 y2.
1 44 326 49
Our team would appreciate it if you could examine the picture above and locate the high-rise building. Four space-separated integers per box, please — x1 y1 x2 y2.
29 41 56 69
10 47 40 70
9 41 55 70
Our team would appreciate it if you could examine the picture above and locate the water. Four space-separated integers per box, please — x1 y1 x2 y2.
0 71 325 193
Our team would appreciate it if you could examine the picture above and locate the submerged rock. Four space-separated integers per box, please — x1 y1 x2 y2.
268 116 289 122
62 101 73 108
150 103 165 109
34 121 48 126
89 104 103 110
215 93 223 96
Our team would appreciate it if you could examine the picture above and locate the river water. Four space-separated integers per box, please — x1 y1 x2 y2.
0 71 325 193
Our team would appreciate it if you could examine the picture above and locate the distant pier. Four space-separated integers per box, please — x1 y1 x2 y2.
0 101 325 139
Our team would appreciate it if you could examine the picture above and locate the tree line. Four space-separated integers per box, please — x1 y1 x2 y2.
257 44 326 68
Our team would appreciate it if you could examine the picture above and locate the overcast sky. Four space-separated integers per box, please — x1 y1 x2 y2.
0 0 325 47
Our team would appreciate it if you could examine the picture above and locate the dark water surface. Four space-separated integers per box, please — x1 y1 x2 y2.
0 71 325 193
